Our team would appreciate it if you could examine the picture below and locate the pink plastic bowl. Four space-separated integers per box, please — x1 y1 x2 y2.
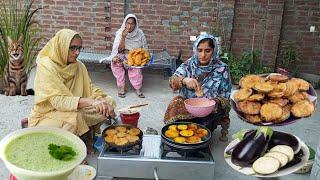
184 98 216 117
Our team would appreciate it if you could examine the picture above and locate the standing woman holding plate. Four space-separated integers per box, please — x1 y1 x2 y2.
101 14 148 98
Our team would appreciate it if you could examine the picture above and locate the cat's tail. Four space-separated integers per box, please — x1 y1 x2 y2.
26 89 35 95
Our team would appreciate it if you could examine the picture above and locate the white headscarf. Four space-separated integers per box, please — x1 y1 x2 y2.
101 14 147 62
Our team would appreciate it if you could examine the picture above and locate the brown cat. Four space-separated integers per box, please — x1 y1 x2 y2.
3 36 28 96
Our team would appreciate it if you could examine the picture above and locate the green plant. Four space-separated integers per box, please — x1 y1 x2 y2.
279 42 298 75
0 0 42 77
222 50 272 84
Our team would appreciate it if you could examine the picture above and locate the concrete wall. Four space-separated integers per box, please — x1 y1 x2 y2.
32 0 320 74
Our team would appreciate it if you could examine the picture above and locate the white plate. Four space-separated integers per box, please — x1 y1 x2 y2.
68 165 96 180
224 135 309 177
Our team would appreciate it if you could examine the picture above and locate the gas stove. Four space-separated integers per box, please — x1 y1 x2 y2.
97 135 215 180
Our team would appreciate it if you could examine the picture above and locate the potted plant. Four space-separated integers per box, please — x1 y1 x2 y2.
0 0 42 90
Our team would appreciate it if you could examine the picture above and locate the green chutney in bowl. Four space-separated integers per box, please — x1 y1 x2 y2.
0 127 86 180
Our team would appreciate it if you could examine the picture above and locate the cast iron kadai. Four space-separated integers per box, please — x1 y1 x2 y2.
102 124 143 151
161 121 212 150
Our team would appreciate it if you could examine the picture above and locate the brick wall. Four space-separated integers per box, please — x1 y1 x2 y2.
125 0 234 59
31 0 319 74
277 0 320 74
33 0 109 52
231 0 284 68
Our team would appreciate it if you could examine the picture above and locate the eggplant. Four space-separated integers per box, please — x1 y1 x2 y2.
231 127 273 167
226 129 255 156
268 131 300 153
232 129 254 141
278 156 301 170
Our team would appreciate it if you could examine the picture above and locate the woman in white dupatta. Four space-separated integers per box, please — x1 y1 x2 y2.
102 14 148 98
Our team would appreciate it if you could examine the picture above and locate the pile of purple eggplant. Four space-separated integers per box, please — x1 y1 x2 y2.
226 126 302 170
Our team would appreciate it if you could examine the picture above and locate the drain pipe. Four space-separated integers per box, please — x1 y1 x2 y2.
274 1 286 72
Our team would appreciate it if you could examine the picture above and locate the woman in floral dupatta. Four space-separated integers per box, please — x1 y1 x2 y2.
164 34 232 134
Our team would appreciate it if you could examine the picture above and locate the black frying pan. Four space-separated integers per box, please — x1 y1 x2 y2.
161 121 212 150
102 124 143 150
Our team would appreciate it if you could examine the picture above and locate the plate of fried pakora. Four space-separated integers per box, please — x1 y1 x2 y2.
231 73 317 126
123 48 154 68
161 122 212 149
103 124 143 149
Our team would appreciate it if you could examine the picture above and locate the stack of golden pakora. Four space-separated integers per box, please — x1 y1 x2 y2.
104 126 141 146
126 48 151 66
164 123 208 144
233 74 315 124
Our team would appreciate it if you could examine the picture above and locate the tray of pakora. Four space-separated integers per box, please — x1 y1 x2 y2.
161 122 212 150
123 48 154 68
231 73 317 126
103 124 143 149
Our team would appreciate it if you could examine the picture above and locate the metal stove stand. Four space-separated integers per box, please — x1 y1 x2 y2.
97 135 215 180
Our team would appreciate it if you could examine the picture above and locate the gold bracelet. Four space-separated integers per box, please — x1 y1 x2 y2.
180 77 185 87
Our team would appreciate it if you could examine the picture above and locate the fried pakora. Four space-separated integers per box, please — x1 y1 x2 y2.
269 98 289 107
246 93 265 101
115 126 127 132
174 137 186 143
283 80 298 97
115 137 129 146
104 134 117 143
268 83 286 98
291 78 310 91
165 129 179 138
234 88 253 102
128 128 141 136
238 101 261 115
291 100 314 118
126 135 139 143
186 136 201 144
244 114 262 124
288 92 308 103
180 130 194 137
105 129 117 136
253 82 274 93
168 125 177 131
177 124 188 130
260 103 283 122
195 128 209 138
187 123 198 131
239 75 263 89
268 74 288 82
116 132 127 138
275 105 291 123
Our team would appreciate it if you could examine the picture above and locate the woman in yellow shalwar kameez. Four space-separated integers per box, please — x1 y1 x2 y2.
28 29 116 138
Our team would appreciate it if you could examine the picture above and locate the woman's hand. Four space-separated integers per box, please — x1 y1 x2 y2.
121 28 129 38
112 56 123 66
92 100 116 118
183 78 201 90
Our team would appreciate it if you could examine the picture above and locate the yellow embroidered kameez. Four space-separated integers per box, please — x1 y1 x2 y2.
29 29 115 136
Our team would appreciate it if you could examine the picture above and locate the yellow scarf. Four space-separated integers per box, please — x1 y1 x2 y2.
34 29 105 105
